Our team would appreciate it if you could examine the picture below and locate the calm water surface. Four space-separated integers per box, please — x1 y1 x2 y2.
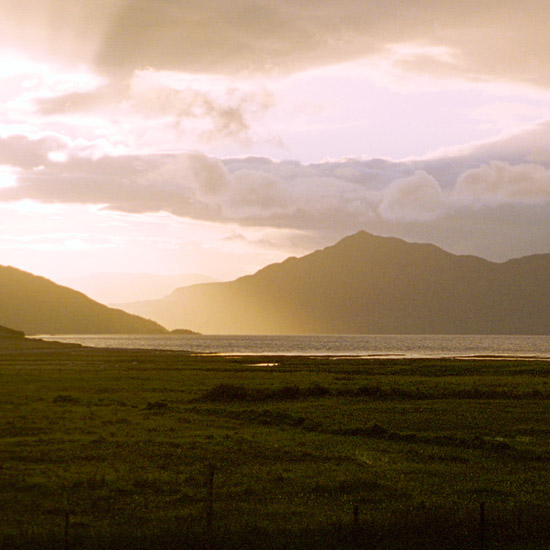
37 334 550 359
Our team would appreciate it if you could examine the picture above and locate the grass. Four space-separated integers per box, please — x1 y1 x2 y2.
0 340 549 548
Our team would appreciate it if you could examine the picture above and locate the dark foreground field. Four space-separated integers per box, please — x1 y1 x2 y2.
1 339 549 549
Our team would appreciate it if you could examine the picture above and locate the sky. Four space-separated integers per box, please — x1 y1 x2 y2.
1 0 550 295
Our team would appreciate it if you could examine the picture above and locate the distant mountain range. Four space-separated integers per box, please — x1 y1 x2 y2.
119 231 550 335
0 265 167 335
60 272 217 304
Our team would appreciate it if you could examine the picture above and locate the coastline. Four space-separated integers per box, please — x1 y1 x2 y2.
29 333 550 360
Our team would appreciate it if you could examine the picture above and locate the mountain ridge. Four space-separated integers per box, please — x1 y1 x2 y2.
119 231 550 335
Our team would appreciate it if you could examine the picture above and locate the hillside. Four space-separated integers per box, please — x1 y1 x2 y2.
119 231 550 335
0 266 167 335
0 323 86 351
0 324 25 339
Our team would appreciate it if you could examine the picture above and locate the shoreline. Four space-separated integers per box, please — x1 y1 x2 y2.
23 333 550 361
1 336 550 364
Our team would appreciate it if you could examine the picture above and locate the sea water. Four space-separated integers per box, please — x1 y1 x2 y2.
36 334 550 359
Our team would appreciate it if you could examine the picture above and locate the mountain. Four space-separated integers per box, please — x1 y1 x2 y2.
118 231 550 335
0 265 167 335
60 272 217 304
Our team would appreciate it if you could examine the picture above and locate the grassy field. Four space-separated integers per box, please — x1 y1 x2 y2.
1 339 549 549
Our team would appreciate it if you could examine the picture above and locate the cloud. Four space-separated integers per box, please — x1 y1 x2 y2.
2 121 550 261
445 120 550 165
226 170 294 215
379 171 446 221
0 151 372 230
5 1 550 169
454 161 550 204
3 0 550 90
0 134 67 168
34 77 274 145
36 84 126 115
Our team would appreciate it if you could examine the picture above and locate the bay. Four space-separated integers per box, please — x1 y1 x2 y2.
37 334 550 359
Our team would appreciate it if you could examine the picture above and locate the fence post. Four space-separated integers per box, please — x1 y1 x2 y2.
64 511 70 550
479 501 486 549
205 464 216 534
352 503 361 544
